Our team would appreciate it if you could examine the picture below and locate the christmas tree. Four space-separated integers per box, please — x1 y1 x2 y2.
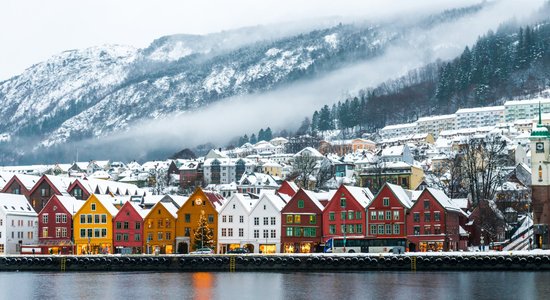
193 210 215 250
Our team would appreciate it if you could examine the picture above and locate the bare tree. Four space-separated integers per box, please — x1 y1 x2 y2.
291 152 318 189
316 158 334 189
459 134 509 207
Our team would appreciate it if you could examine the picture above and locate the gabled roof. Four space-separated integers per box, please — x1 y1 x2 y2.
423 188 466 216
302 189 328 211
29 175 74 196
147 201 178 219
0 193 36 216
118 201 149 219
203 190 226 211
90 194 121 217
4 174 41 191
55 195 86 216
221 193 257 213
385 183 413 208
252 193 286 213
344 185 373 208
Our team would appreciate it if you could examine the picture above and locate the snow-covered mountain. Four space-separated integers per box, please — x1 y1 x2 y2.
0 4 489 163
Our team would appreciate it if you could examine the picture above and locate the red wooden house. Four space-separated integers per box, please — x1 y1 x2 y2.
322 185 374 252
406 188 468 252
37 195 85 254
280 188 331 253
366 183 412 241
28 175 74 212
113 201 149 254
1 174 40 198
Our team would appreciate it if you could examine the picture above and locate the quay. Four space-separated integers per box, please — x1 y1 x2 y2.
2 252 550 272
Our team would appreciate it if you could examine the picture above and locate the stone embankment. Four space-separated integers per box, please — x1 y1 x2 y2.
1 253 550 272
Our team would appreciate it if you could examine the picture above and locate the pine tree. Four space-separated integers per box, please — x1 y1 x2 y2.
264 127 273 141
250 133 257 144
258 128 265 141
193 210 215 250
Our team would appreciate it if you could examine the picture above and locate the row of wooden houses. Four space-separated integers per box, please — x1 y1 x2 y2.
0 178 470 255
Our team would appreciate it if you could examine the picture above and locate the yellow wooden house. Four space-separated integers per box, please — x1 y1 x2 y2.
73 194 120 255
176 187 224 253
143 201 178 254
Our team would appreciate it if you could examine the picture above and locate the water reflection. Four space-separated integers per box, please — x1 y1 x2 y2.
0 271 548 299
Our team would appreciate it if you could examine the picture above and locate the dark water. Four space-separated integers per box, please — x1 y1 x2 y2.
0 271 547 300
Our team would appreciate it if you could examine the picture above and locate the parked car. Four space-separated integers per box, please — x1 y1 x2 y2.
227 247 250 254
190 247 214 254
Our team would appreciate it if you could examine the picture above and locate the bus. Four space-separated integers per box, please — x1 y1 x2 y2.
323 237 406 254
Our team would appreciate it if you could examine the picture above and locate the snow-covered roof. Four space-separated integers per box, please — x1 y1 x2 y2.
456 106 504 114
425 188 467 216
128 201 150 219
92 194 121 217
386 183 412 208
253 193 286 212
381 145 405 157
44 175 74 195
345 185 373 208
0 193 36 216
11 174 41 190
56 196 86 216
295 147 324 158
302 189 327 211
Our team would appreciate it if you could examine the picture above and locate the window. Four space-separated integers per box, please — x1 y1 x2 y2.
340 225 346 234
116 222 122 229
385 211 391 220
94 215 100 224
393 211 399 220
240 216 244 223
263 230 269 238
370 225 376 235
222 215 227 223
356 224 363 234
298 200 304 208
166 232 171 240
294 215 301 223
148 233 153 242
56 214 62 223
239 228 244 237
378 211 384 220
434 212 441 222
329 212 335 221
255 217 260 225
286 227 293 237
424 226 431 235
62 214 67 223
383 197 390 206
271 217 276 225
158 219 163 228
424 212 431 222
434 226 441 234
340 197 346 208
43 227 48 238
270 229 276 238
341 212 346 220
135 234 141 241
228 228 233 237
42 214 48 224
101 229 106 237
208 214 214 223
254 229 260 238
356 211 362 220
385 224 392 235
413 212 420 222
165 219 171 228
116 234 122 241
135 223 141 230
222 228 227 237
185 214 191 223
62 228 67 237
91 203 96 211
94 229 100 238
228 216 233 223
423 200 430 209
158 232 163 240
329 224 336 234
123 221 129 229
348 211 354 220
123 234 129 241
309 215 316 224
40 188 50 197
80 229 85 238
413 226 420 235
87 229 92 238
370 211 376 220
294 228 302 237
184 228 190 237
263 217 269 225
377 224 384 234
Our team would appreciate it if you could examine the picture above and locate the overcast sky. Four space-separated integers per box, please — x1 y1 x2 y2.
0 0 486 81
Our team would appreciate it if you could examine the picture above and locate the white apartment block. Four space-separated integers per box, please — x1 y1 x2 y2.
217 193 256 253
504 98 550 123
0 193 39 255
455 106 505 129
416 114 456 138
202 158 256 185
379 123 417 139
248 193 286 254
